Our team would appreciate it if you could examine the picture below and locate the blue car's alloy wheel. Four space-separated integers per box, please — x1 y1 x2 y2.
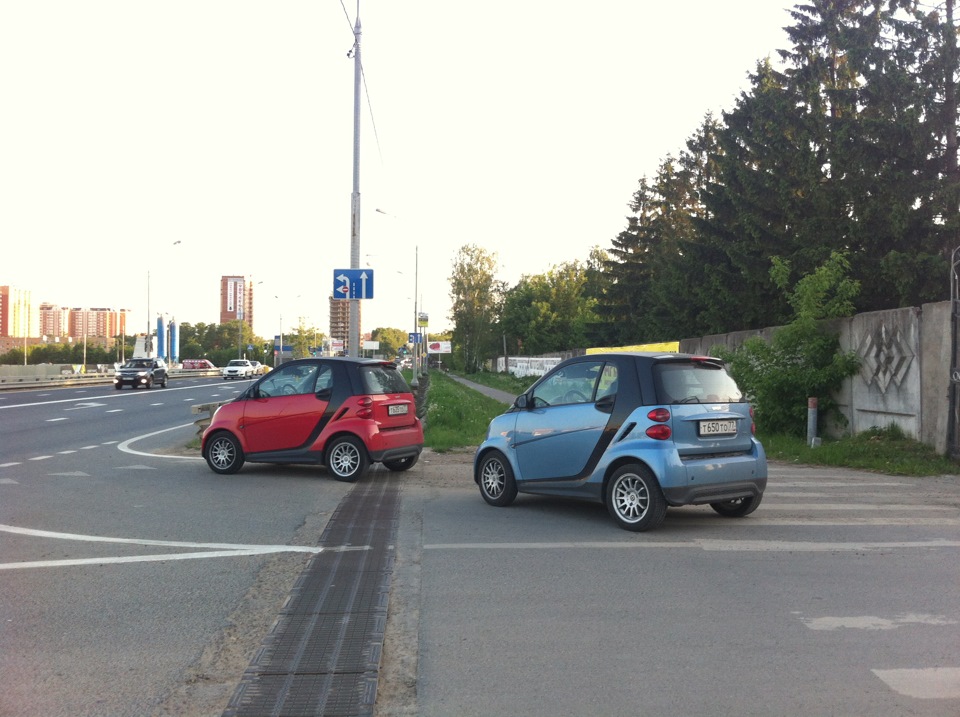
478 451 517 507
606 464 666 532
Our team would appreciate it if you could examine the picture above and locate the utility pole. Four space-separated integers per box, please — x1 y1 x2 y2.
348 14 362 358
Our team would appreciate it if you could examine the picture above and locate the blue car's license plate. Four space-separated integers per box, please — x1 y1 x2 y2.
698 419 736 436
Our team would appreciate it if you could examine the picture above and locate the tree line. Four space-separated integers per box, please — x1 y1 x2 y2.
0 319 423 367
448 0 960 372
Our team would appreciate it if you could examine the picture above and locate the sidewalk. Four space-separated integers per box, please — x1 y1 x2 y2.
445 373 518 405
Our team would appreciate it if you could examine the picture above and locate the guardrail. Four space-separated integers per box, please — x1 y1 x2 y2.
191 400 231 435
0 369 222 391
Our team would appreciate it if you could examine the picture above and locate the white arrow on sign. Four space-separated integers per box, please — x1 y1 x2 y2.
360 271 368 299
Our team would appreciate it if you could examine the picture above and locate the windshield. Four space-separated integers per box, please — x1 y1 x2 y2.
122 360 150 368
228 360 247 366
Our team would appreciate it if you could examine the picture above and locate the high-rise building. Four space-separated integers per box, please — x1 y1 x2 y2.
0 286 37 338
328 294 360 354
220 276 254 329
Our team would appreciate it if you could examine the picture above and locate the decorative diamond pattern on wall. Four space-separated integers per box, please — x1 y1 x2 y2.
857 325 914 393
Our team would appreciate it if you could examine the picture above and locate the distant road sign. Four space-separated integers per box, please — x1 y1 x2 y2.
333 269 374 300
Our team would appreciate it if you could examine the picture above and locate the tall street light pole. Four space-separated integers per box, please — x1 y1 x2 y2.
348 14 362 358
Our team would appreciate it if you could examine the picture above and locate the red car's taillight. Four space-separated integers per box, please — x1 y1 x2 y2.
645 407 671 440
356 396 373 419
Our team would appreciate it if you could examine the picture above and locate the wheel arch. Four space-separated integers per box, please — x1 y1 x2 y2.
601 456 660 508
473 445 516 486
202 428 244 458
322 430 371 465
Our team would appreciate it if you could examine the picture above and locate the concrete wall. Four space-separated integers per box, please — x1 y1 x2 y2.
680 301 954 453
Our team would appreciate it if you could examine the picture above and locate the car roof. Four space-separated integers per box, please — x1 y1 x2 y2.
281 357 398 367
563 352 720 362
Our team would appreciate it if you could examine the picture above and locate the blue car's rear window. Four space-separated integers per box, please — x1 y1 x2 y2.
653 361 744 404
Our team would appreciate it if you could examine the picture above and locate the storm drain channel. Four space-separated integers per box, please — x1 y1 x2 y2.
223 476 401 717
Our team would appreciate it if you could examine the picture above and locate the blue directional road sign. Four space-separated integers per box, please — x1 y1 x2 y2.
333 269 374 300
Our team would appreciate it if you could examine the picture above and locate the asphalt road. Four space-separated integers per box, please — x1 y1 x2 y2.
2 378 960 716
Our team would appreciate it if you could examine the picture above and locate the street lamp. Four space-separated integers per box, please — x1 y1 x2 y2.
274 294 300 366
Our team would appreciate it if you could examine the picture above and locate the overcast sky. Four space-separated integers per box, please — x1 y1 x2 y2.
2 1 793 340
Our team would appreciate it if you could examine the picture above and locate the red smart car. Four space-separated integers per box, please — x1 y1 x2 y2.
202 357 423 481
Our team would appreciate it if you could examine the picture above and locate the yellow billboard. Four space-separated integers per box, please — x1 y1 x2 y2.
586 341 679 355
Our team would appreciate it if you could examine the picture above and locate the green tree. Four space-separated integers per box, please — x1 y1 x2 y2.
371 327 408 358
500 259 600 355
449 244 502 372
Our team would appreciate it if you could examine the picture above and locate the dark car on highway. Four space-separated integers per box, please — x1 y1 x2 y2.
202 357 423 481
113 357 168 390
474 352 767 531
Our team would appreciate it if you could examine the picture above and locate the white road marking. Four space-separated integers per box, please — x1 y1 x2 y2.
80 445 99 450
425 539 960 552
773 481 907 487
0 382 225 410
46 417 68 422
671 517 960 526
117 423 204 460
759 504 953 511
28 455 52 461
799 614 957 631
58 450 77 454
0 478 18 484
64 402 107 410
873 668 960 699
0 523 348 571
0 462 20 468
106 409 124 413
49 472 89 477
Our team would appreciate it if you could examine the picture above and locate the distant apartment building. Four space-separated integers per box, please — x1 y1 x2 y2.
0 286 37 338
39 303 69 337
220 275 255 329
67 308 123 338
328 294 360 354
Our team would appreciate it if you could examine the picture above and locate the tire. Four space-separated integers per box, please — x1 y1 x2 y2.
477 450 518 507
606 464 667 532
204 432 245 475
711 493 762 517
114 384 122 390
145 378 153 390
383 454 419 472
159 375 167 388
326 436 369 482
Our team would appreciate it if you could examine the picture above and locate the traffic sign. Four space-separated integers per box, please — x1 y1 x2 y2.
333 269 374 300
409 332 422 344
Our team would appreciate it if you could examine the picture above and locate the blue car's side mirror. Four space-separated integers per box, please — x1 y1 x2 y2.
514 394 528 409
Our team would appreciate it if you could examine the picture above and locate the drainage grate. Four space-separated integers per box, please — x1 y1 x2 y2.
223 477 401 717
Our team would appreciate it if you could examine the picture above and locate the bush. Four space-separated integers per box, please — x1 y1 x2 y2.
719 252 860 436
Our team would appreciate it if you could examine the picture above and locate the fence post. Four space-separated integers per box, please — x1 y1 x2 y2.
807 397 820 447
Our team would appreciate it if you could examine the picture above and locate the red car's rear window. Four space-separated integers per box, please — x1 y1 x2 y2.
360 364 412 395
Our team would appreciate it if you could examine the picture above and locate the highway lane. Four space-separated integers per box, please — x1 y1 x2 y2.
0 377 250 464
0 378 356 717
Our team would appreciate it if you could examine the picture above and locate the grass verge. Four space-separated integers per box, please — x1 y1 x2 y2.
422 371 508 452
761 426 960 476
